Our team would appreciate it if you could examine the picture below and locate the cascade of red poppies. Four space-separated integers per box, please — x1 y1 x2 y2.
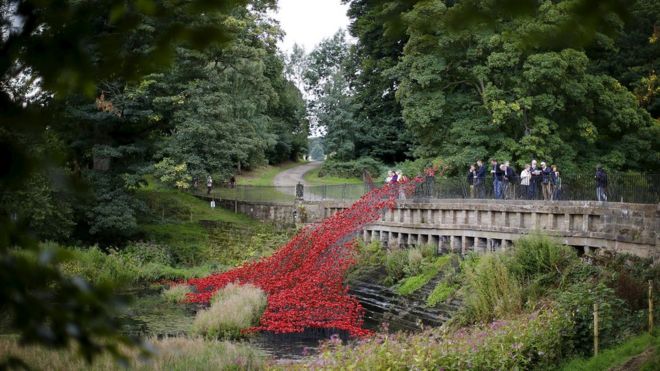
185 180 418 337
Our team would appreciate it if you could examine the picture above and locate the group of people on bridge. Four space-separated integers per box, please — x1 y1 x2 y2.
466 159 608 201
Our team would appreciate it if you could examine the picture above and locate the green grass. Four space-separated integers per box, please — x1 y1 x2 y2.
303 167 362 186
236 161 303 186
395 255 452 296
138 186 258 225
560 332 659 371
426 282 458 307
0 335 267 370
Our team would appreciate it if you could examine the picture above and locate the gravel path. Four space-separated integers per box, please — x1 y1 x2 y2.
272 161 322 187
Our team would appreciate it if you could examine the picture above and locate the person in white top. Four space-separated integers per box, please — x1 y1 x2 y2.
385 170 394 184
520 164 531 199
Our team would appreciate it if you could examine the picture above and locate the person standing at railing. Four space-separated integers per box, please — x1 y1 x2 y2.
595 165 608 202
385 170 394 184
501 162 517 200
520 164 531 199
475 160 486 198
552 165 561 200
397 170 408 199
541 162 553 200
467 165 476 198
491 159 504 199
206 175 213 195
530 160 542 199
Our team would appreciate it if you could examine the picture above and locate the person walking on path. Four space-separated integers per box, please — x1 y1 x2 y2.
595 165 608 202
520 164 531 199
206 175 213 195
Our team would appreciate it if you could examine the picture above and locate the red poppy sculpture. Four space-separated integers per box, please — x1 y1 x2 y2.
186 180 418 337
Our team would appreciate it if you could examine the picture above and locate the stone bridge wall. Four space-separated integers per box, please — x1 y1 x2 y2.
203 196 658 259
326 200 659 259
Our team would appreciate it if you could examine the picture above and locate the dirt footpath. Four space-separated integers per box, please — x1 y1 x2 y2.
272 162 321 187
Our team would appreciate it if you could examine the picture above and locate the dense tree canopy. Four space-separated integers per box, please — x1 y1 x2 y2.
321 0 659 173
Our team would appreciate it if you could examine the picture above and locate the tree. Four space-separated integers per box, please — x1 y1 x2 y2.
0 0 253 364
395 0 659 173
343 0 415 163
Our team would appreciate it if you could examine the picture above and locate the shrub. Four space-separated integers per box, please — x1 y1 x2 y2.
510 234 579 287
0 336 267 370
384 248 408 285
319 157 383 178
312 308 569 370
406 248 424 276
461 253 522 324
123 242 174 266
556 282 632 356
192 283 267 339
162 284 192 303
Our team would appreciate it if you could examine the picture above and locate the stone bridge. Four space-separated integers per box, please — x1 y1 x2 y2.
210 197 659 260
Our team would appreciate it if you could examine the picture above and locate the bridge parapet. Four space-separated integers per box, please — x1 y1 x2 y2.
201 195 658 259
324 199 659 259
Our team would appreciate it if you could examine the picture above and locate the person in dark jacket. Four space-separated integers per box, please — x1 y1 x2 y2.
475 160 486 198
541 161 553 200
501 161 517 199
529 160 541 199
491 159 504 199
595 165 608 202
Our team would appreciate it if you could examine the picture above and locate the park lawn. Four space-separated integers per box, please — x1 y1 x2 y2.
303 167 363 185
560 332 659 371
136 182 261 258
236 161 303 186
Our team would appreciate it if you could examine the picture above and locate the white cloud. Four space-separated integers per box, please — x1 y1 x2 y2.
274 0 350 53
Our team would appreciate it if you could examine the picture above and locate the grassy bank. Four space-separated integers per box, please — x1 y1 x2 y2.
0 336 266 371
303 167 362 186
305 235 660 369
236 161 303 186
560 332 659 371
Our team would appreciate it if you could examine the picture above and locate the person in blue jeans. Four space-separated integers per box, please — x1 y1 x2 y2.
491 159 504 199
595 165 608 202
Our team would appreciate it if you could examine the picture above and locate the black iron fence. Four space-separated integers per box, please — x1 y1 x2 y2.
415 173 660 204
196 173 659 204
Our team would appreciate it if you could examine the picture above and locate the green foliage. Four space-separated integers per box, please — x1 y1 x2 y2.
556 282 633 356
460 253 523 324
319 157 384 178
192 283 267 339
0 336 267 371
560 332 660 371
56 245 217 287
509 234 581 302
303 167 363 186
384 248 409 286
154 158 193 190
313 308 570 370
396 255 452 296
426 282 458 307
162 284 193 304
394 0 659 172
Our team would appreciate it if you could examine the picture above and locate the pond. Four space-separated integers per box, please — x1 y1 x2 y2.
117 286 373 361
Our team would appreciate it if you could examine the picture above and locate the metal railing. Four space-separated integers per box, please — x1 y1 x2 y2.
195 173 659 204
414 173 660 204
